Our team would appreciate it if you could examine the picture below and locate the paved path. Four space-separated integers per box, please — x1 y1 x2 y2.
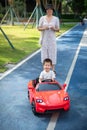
0 23 87 130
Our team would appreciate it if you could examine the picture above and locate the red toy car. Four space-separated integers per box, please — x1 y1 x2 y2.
28 79 70 114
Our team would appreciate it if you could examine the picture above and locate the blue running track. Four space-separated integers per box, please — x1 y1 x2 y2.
0 23 87 130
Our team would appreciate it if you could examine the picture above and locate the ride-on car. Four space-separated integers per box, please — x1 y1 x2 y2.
28 79 70 114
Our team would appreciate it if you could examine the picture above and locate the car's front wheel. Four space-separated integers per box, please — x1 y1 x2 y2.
28 91 30 99
31 101 37 115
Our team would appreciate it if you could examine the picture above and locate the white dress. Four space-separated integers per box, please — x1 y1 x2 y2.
39 16 60 64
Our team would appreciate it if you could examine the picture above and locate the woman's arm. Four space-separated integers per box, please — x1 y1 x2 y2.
38 16 49 31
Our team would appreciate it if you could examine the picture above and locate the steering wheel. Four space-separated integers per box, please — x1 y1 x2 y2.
42 79 52 82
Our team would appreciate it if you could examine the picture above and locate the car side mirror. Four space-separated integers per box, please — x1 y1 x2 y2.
28 80 34 89
63 83 67 89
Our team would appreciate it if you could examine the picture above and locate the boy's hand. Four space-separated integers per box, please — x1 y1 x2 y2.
52 78 55 82
39 78 42 83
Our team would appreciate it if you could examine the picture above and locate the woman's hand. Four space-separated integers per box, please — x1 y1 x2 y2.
43 26 49 30
49 26 59 32
38 26 49 31
50 26 56 31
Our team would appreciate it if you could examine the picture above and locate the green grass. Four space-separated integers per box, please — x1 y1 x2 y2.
0 23 76 72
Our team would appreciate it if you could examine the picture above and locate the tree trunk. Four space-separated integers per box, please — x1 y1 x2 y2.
36 0 41 5
8 0 14 5
42 0 48 7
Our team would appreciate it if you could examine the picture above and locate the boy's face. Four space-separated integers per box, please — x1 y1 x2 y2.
43 62 52 72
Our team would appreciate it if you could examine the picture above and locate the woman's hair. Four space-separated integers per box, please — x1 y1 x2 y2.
43 58 52 65
45 4 54 11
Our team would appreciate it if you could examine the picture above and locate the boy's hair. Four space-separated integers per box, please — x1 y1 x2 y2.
43 58 52 65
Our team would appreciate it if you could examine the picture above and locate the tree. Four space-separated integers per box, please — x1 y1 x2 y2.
40 0 63 16
84 0 87 13
14 0 24 17
0 3 5 20
70 0 85 15
84 0 87 6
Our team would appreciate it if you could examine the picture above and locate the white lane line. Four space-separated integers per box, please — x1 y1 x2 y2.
65 28 87 91
0 49 41 80
80 30 87 47
46 28 87 130
47 113 60 130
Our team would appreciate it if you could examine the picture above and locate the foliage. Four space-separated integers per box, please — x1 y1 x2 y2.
0 3 5 20
69 0 86 15
0 0 86 19
84 0 87 6
62 0 73 14
84 0 87 13
61 14 79 22
14 0 24 17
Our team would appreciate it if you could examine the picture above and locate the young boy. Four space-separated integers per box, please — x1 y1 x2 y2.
39 58 56 83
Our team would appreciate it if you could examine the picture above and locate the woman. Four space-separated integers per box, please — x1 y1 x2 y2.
38 4 60 73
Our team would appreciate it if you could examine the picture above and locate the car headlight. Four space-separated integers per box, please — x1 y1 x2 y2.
36 99 43 103
63 96 69 101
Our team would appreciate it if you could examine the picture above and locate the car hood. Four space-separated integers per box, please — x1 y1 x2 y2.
36 90 66 105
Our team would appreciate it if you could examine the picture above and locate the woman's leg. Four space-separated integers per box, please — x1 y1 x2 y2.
52 64 56 75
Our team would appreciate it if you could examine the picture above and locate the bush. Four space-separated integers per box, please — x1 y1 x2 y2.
61 14 79 19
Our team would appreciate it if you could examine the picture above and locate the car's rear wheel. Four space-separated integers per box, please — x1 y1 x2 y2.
31 101 37 115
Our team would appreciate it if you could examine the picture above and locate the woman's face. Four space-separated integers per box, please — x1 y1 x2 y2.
46 8 53 15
